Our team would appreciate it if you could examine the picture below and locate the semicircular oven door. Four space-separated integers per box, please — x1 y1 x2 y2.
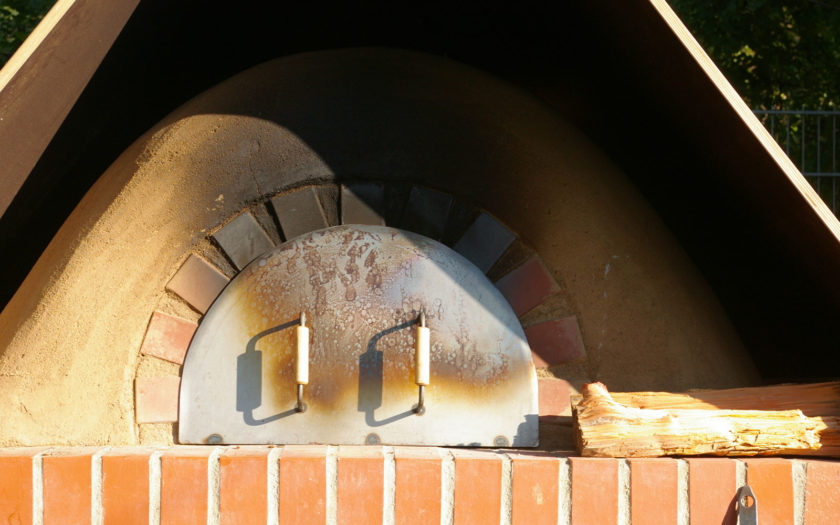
179 224 538 446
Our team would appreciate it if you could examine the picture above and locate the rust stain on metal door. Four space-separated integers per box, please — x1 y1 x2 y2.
179 225 538 446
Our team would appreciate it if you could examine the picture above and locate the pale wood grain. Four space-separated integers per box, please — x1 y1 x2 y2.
573 382 840 458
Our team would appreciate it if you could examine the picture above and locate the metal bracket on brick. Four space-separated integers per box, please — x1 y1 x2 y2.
737 485 758 525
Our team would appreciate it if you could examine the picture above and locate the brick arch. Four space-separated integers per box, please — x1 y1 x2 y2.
134 183 587 447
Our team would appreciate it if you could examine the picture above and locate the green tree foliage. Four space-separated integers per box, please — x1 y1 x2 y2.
670 0 840 109
1 0 837 111
0 0 54 66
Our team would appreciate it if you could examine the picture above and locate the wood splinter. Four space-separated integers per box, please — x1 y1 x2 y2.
574 382 840 458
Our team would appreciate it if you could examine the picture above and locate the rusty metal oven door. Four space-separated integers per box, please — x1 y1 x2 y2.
178 225 538 446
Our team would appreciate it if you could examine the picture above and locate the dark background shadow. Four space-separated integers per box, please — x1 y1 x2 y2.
358 319 417 427
238 319 300 425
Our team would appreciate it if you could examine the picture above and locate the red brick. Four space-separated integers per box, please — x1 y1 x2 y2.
570 458 619 525
394 447 441 525
0 449 42 525
453 450 502 524
630 459 679 525
494 257 560 316
526 316 586 368
165 254 229 313
220 448 269 525
139 311 197 365
337 446 383 525
687 458 737 525
745 458 794 525
278 446 326 525
43 450 95 525
804 460 840 523
135 376 180 423
102 449 151 525
510 453 559 525
160 449 210 525
538 377 573 417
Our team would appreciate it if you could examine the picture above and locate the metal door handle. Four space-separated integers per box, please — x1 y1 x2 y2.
295 311 429 416
295 312 309 412
413 312 430 415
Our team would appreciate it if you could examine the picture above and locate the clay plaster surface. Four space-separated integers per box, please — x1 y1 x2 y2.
0 50 758 445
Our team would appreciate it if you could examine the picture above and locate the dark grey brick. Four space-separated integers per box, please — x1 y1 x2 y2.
399 186 453 240
341 183 385 225
271 187 329 240
441 200 480 247
382 183 412 226
211 211 275 270
453 212 517 273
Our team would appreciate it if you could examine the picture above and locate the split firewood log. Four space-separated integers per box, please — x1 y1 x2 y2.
573 382 840 458
597 381 840 416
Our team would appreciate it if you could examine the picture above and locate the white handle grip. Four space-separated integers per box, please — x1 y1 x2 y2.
296 325 309 385
415 325 430 386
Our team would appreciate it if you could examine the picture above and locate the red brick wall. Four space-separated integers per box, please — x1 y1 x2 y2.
1 447 838 524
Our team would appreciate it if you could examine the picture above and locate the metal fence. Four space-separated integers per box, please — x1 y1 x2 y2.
754 109 840 213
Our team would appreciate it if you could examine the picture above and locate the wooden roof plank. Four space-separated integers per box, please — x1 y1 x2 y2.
0 0 140 217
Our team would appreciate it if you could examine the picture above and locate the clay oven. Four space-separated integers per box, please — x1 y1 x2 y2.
2 1 840 523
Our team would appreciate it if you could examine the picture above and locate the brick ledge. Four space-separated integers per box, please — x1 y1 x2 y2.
1 447 838 524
